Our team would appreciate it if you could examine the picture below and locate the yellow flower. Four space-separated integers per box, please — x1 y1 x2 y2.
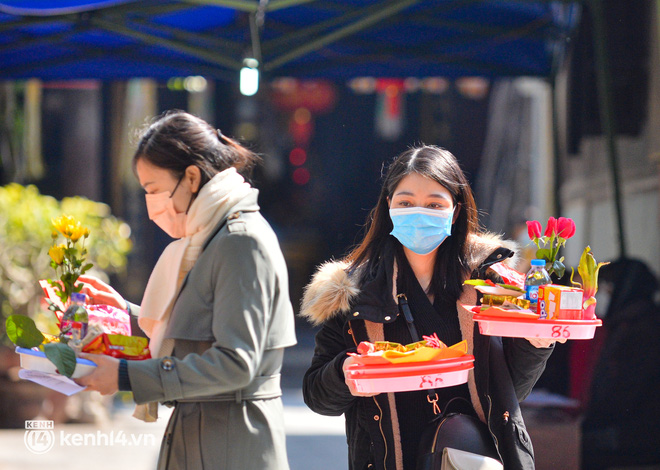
69 222 88 242
48 244 65 265
52 214 76 238
51 214 89 242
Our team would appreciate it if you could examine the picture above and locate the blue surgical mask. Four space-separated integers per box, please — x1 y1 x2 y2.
389 207 454 255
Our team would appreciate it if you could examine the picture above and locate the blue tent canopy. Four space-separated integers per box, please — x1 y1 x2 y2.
0 0 580 81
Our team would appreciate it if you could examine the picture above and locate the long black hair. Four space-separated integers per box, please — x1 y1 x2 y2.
345 145 480 303
132 110 260 188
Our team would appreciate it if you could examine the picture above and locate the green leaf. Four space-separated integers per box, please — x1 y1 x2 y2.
5 315 45 348
553 259 566 279
535 248 551 260
43 342 77 378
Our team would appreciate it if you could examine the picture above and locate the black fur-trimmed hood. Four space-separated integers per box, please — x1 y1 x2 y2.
300 232 520 326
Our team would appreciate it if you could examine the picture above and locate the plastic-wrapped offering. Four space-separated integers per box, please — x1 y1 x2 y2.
87 304 131 336
39 279 131 335
481 295 530 309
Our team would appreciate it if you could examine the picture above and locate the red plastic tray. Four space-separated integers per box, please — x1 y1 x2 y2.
345 355 474 393
473 314 602 340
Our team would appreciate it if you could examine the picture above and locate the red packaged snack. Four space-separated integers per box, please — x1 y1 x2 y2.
83 334 151 360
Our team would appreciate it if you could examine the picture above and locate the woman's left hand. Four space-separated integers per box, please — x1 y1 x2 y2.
77 275 126 310
526 337 567 348
73 353 120 395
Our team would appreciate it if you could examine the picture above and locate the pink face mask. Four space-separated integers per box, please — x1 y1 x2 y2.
145 176 188 239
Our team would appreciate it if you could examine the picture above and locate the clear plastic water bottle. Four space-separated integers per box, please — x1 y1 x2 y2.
525 259 551 314
61 292 89 340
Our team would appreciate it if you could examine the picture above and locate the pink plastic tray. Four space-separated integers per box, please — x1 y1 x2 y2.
345 355 474 393
473 314 602 340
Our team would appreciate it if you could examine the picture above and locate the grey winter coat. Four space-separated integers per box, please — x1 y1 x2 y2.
127 191 297 470
300 233 554 470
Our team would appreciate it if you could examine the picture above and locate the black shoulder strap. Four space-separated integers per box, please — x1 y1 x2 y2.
397 293 420 342
396 293 441 415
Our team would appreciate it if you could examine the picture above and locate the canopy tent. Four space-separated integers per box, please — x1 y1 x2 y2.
1 0 628 260
0 0 579 81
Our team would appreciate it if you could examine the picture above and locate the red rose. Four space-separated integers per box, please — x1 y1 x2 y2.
557 217 576 239
526 220 542 240
544 217 557 237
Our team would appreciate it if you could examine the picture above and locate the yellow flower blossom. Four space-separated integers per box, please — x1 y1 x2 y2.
48 244 65 265
69 222 88 242
51 214 76 238
51 215 90 242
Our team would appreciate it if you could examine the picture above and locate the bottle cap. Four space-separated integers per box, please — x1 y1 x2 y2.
531 259 546 267
71 292 87 303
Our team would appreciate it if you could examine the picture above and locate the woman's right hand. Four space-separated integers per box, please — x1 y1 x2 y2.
342 355 380 397
77 275 127 310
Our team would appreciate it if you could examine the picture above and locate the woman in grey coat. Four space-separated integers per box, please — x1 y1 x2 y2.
75 111 297 470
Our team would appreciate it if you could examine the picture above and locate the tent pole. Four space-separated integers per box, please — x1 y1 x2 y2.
91 17 242 70
264 0 421 71
182 0 315 12
589 0 627 258
550 77 562 218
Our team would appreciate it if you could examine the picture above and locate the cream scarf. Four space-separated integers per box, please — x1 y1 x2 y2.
133 167 252 422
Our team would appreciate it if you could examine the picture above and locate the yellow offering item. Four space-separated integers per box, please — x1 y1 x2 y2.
42 333 60 343
482 295 530 309
381 340 468 364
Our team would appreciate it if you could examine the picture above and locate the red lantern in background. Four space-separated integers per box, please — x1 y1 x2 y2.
271 79 337 114
270 79 337 186
288 108 314 147
375 78 405 141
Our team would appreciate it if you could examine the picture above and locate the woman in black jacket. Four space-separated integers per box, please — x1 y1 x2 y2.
301 145 556 470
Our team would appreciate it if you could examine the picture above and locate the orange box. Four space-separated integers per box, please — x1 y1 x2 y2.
538 284 583 320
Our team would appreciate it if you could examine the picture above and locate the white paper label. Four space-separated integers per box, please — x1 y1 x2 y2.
560 291 582 310
18 369 86 396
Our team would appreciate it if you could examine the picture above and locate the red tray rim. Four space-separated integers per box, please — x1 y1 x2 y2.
347 363 474 380
346 354 475 372
472 314 602 326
